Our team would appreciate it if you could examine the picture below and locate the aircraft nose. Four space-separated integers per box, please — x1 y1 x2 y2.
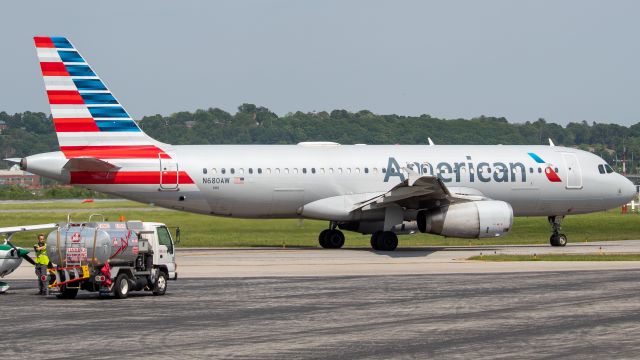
620 176 637 201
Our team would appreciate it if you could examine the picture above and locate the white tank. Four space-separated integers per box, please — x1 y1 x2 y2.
46 222 142 266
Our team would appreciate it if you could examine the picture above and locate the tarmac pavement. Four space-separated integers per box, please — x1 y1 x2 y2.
4 270 640 359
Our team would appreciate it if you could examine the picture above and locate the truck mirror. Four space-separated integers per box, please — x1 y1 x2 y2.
175 227 181 244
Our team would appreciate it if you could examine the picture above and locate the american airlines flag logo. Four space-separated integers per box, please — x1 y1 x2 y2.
233 177 245 184
528 152 562 182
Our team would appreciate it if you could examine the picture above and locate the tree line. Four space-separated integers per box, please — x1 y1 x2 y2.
1 105 640 172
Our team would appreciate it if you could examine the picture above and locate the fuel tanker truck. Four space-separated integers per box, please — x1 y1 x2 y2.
45 218 179 299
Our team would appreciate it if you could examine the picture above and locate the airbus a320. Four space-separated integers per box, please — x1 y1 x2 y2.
11 36 636 251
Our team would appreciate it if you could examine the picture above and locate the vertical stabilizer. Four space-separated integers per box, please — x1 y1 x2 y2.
34 36 164 159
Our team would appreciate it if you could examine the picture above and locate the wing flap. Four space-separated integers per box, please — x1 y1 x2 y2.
353 168 485 212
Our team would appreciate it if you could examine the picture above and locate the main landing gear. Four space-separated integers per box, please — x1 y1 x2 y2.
319 223 345 249
370 231 398 251
548 216 568 247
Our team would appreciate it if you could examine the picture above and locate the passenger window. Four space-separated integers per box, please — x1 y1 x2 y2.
221 168 226 174
248 168 253 174
230 168 235 174
211 168 217 175
364 167 369 174
347 168 352 174
202 168 207 174
238 168 244 174
329 168 334 174
373 168 378 174
257 168 262 174
382 168 386 173
275 168 280 174
285 168 290 174
293 168 298 174
311 168 316 174
537 167 542 173
529 167 533 173
303 168 307 174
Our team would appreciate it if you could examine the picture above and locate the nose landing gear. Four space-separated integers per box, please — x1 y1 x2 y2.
548 216 568 247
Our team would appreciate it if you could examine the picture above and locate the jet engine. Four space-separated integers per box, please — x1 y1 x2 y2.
417 201 513 238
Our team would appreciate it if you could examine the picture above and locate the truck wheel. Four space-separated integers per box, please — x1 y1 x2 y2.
114 274 130 299
58 286 78 299
153 272 168 296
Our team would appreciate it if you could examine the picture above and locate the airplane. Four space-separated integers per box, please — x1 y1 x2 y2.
0 224 57 293
8 36 637 251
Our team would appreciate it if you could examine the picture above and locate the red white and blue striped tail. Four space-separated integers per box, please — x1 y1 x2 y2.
34 36 164 159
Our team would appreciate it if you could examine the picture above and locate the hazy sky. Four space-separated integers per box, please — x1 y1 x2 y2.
1 1 639 125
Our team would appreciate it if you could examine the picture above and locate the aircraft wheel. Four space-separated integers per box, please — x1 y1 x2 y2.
318 229 331 248
557 234 567 247
324 230 345 249
378 231 398 251
550 234 567 247
370 231 383 250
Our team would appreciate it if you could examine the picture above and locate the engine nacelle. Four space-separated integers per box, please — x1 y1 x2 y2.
417 201 513 238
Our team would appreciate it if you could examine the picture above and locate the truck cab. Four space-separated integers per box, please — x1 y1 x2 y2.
135 222 178 280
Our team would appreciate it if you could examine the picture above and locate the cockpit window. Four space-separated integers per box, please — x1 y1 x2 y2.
598 164 605 174
604 164 614 174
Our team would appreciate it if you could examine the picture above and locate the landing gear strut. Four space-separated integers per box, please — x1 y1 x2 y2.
319 222 345 249
548 216 567 247
370 231 398 251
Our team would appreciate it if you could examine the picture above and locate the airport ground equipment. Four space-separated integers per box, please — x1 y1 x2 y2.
45 217 179 299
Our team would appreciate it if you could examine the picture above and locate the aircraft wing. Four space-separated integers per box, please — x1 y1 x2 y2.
353 168 486 212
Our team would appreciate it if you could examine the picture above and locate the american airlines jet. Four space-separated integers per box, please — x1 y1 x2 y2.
12 36 637 251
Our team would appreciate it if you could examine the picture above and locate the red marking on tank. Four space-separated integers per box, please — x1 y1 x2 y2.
109 230 131 259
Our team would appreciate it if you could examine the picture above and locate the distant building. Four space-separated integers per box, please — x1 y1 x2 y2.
0 120 7 133
0 165 41 189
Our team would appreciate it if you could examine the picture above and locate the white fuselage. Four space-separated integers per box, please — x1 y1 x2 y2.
24 144 636 221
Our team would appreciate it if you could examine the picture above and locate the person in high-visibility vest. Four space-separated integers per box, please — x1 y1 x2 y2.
33 233 49 295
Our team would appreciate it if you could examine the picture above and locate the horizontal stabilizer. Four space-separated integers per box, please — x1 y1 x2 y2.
62 157 121 172
0 223 58 235
3 158 21 164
